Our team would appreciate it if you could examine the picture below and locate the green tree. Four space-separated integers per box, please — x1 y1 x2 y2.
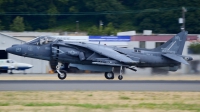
0 0 200 33
104 22 118 35
87 25 100 35
188 42 200 54
47 2 59 28
10 16 25 32
84 0 127 27
87 23 118 36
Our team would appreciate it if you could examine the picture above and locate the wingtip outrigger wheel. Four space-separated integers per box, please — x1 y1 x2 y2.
118 66 123 80
118 75 123 80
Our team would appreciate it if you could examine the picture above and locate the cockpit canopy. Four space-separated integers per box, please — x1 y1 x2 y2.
7 59 14 63
27 36 56 45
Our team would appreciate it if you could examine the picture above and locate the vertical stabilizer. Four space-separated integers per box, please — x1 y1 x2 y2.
154 31 188 55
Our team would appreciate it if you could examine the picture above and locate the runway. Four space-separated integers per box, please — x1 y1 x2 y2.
0 80 200 91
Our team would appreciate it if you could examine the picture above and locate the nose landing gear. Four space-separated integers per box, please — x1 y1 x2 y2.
56 63 67 80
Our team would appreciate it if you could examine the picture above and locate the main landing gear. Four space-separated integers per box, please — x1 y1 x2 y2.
56 63 67 80
105 72 114 79
104 66 124 80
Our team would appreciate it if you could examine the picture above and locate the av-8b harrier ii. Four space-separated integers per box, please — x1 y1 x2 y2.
6 31 192 80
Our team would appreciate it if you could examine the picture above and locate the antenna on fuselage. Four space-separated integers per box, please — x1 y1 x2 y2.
99 41 100 44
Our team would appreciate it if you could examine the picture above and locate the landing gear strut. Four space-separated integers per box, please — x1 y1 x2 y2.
9 70 13 74
56 63 67 80
118 66 123 80
23 70 27 75
104 66 124 80
104 72 114 79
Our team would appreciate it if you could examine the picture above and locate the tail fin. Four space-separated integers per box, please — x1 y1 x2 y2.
154 31 188 55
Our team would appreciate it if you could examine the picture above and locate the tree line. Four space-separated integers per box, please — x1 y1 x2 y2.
0 0 200 35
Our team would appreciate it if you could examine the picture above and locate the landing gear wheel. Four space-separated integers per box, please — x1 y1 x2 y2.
118 75 123 80
9 71 13 75
58 70 67 80
105 72 114 79
118 66 124 80
23 70 27 75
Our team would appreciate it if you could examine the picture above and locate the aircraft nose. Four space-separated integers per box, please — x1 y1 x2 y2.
28 64 33 68
6 47 14 53
6 44 22 56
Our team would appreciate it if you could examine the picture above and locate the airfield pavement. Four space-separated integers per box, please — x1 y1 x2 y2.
0 73 200 80
0 73 200 91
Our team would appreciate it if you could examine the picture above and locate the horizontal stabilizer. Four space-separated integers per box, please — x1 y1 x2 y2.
162 53 189 65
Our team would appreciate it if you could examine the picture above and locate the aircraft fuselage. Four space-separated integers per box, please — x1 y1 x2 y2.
7 41 180 68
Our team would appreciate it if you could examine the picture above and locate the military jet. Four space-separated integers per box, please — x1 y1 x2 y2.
6 31 192 80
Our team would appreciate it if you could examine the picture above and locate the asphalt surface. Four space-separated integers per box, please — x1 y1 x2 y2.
0 80 200 91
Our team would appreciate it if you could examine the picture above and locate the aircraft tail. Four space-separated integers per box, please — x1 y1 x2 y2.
153 31 188 55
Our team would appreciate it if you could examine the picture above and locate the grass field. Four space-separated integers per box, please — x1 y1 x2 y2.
0 91 200 112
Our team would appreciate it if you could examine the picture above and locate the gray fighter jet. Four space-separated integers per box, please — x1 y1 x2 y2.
6 31 193 80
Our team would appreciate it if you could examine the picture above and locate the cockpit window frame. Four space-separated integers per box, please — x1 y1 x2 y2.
26 37 40 45
26 36 56 45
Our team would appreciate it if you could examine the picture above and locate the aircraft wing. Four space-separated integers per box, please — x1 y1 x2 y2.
162 53 189 65
0 65 15 69
92 62 129 67
134 47 154 51
66 43 138 64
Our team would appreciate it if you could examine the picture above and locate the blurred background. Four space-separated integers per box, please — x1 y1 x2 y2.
0 0 200 75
